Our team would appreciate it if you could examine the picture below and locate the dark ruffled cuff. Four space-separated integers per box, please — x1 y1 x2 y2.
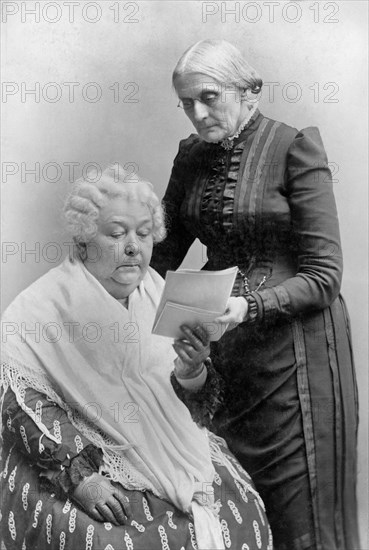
49 444 104 495
241 291 264 324
171 359 224 429
37 442 79 470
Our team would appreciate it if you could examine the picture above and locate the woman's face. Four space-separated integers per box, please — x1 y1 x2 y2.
174 73 247 143
83 197 154 300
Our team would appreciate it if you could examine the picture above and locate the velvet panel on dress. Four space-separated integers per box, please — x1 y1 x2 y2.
304 298 359 550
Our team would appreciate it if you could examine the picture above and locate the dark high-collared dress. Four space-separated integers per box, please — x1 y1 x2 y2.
151 110 359 550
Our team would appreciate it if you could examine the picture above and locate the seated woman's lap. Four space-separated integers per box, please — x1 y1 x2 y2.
1 439 271 550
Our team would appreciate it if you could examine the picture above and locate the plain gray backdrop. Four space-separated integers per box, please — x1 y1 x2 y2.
1 1 368 546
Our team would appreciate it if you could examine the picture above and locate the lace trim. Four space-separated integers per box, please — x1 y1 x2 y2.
1 354 159 497
208 432 265 511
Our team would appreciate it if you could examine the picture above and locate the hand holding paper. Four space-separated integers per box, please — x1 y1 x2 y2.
214 296 249 324
173 324 210 380
152 267 238 341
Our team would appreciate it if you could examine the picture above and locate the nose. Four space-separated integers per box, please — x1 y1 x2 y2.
124 242 140 257
192 99 209 122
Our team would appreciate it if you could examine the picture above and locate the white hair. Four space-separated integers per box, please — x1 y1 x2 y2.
63 164 166 244
173 39 262 94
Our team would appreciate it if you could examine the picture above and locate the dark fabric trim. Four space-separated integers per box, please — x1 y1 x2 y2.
236 117 270 226
54 443 104 495
250 121 281 228
292 319 321 550
323 307 344 549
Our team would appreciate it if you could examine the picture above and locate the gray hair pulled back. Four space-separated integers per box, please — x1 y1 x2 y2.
173 39 262 94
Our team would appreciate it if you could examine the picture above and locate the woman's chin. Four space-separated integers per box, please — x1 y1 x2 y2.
99 273 142 300
108 280 139 300
112 265 141 284
112 274 140 287
199 128 228 143
199 127 225 143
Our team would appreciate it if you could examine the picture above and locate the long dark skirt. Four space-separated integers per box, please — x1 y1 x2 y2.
211 295 359 550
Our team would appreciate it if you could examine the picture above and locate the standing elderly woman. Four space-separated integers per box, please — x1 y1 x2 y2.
1 165 271 550
151 39 359 550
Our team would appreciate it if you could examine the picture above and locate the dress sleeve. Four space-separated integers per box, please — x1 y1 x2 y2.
170 359 224 429
253 127 343 321
2 386 103 494
150 138 196 277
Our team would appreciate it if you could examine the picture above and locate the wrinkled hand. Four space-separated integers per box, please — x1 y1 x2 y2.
173 325 210 379
72 472 130 525
214 297 248 325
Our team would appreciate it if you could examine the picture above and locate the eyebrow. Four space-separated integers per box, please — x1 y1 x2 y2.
106 218 153 225
179 89 219 99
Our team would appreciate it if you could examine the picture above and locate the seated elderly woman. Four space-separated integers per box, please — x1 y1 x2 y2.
0 166 272 550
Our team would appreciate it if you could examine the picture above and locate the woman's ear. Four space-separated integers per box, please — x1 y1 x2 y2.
241 87 260 108
240 88 255 104
240 89 253 111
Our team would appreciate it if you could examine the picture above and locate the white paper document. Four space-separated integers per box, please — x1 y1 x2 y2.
152 267 238 341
